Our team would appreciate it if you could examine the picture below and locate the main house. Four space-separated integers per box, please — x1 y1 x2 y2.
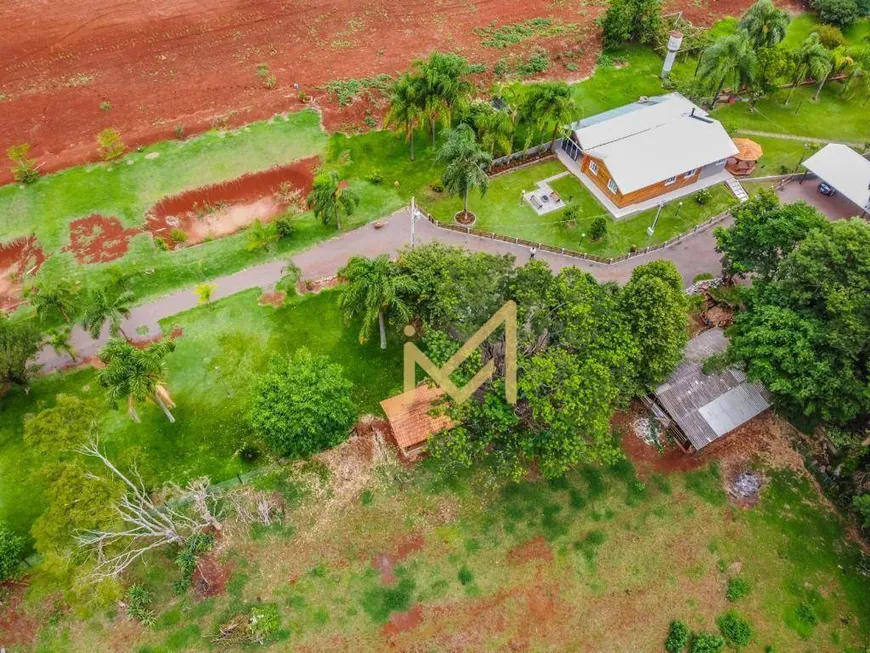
561 93 738 209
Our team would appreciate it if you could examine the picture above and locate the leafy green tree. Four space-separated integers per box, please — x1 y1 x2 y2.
619 261 689 389
250 348 356 457
46 326 78 361
785 33 832 104
812 0 860 27
81 287 134 339
0 314 42 392
728 219 870 424
600 0 663 49
307 171 359 230
24 393 99 456
385 74 423 160
714 189 829 280
246 219 279 251
739 0 790 49
697 33 758 107
589 216 608 241
0 521 25 581
523 82 576 151
26 278 79 323
98 338 177 423
854 493 870 528
338 255 417 349
438 123 493 218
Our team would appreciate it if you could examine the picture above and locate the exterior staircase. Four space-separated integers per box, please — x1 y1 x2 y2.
726 177 749 203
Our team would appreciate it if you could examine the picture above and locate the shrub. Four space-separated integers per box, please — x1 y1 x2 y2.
853 494 870 528
248 602 281 644
100 100 112 111
726 576 750 602
97 128 126 161
689 633 725 653
173 533 214 594
589 216 608 241
368 170 384 185
7 143 40 184
566 62 579 72
0 521 25 581
275 215 295 238
169 228 188 243
153 236 169 251
174 124 185 139
238 442 261 462
694 188 712 205
126 584 155 625
717 611 752 649
817 24 846 48
812 0 859 27
250 348 356 457
430 181 445 193
518 48 549 76
457 565 474 585
665 620 690 653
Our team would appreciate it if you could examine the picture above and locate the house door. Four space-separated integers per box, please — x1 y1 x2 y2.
561 138 582 162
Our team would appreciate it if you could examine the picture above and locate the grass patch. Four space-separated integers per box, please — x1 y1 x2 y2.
683 464 727 507
360 575 415 623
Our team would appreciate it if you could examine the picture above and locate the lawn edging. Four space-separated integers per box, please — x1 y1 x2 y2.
417 204 735 265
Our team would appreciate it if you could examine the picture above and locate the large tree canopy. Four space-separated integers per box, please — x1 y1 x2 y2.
728 218 870 424
0 314 42 392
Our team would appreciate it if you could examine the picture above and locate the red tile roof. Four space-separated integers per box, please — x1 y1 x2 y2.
380 385 453 452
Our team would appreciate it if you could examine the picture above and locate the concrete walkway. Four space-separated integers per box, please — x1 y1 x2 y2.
36 206 732 373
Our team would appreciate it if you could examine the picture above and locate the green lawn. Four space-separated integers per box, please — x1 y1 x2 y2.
424 160 737 258
41 455 870 651
0 289 404 543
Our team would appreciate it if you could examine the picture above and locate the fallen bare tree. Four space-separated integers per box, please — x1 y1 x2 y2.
75 441 220 580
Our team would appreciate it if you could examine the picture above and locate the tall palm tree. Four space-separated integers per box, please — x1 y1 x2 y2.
384 74 423 161
739 0 790 49
697 33 758 108
307 171 360 231
437 124 493 219
25 279 78 323
413 52 472 145
81 287 134 340
99 338 177 423
46 327 77 362
337 255 417 349
814 47 854 100
472 103 514 157
525 82 576 151
786 33 832 104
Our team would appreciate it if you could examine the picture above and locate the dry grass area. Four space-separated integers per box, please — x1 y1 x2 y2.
12 415 870 652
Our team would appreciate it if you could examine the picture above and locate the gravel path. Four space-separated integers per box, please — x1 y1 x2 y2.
36 205 730 373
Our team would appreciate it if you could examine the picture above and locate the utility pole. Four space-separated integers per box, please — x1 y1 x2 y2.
410 197 416 247
647 203 664 238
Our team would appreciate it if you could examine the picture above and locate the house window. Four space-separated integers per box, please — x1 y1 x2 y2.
684 168 697 178
664 176 677 186
588 160 599 175
607 179 618 194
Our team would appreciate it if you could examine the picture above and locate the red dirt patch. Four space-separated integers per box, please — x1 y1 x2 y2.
382 604 423 636
297 276 342 296
144 157 317 247
258 290 287 307
192 555 233 598
65 214 141 264
0 235 46 311
131 325 184 349
0 582 39 648
0 0 770 183
506 536 553 566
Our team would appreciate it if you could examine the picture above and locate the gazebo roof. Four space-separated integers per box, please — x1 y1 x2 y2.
380 385 453 453
732 138 763 162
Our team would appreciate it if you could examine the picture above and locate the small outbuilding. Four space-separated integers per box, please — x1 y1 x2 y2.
649 328 771 452
802 144 870 216
380 385 453 460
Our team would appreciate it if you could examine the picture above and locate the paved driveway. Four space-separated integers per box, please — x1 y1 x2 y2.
777 178 866 220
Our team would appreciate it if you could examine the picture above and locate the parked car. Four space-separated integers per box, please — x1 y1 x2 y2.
818 181 836 197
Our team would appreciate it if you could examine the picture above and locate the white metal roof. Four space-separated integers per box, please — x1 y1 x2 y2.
803 144 870 213
573 93 738 195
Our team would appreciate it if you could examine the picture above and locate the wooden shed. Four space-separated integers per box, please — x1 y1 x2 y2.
380 385 453 460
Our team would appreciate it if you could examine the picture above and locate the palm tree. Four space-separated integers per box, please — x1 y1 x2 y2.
46 327 77 361
437 124 493 219
98 338 177 423
81 288 134 339
337 255 417 349
739 0 790 49
786 33 832 105
307 171 360 230
384 74 423 160
413 52 472 145
525 82 576 151
472 103 514 157
25 279 78 323
697 33 758 108
814 47 854 100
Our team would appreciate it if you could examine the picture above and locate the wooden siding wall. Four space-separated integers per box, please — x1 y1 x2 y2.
581 154 703 208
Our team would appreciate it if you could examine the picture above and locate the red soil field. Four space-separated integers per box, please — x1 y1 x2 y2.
65 214 141 264
145 156 317 246
0 236 46 311
0 0 757 185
